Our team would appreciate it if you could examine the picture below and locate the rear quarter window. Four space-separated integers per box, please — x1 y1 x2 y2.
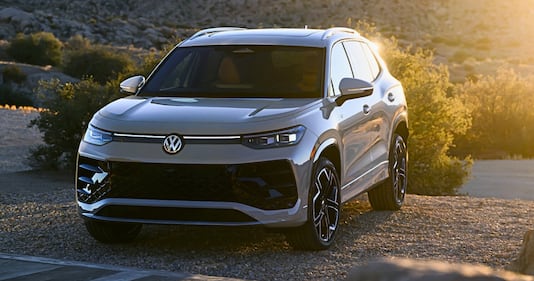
343 41 374 82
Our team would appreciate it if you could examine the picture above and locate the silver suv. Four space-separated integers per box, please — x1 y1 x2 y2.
76 27 408 250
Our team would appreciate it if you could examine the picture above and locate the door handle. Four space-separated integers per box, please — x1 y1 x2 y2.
363 104 370 115
388 92 395 102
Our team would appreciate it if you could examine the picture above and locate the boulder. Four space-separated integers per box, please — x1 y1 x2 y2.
0 7 40 32
508 230 534 275
347 258 534 281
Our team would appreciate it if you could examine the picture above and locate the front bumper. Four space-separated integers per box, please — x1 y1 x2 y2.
76 135 315 227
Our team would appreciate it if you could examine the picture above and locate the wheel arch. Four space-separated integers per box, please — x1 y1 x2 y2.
312 139 341 178
394 120 409 143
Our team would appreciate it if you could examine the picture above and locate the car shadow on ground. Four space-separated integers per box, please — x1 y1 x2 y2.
111 197 391 253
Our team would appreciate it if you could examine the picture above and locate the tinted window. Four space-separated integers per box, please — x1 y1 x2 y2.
330 43 354 96
141 46 325 98
343 41 374 82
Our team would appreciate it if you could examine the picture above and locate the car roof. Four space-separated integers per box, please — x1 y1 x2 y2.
179 27 362 48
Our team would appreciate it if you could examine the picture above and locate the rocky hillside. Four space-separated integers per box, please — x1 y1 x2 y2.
0 0 533 81
0 0 448 48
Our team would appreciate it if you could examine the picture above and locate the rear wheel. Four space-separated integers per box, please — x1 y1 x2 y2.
368 133 408 210
286 157 341 250
84 219 142 243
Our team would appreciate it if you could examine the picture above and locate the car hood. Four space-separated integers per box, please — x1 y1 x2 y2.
92 96 320 135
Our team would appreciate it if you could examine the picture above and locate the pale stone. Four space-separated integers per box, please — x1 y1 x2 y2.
508 230 534 276
347 258 534 281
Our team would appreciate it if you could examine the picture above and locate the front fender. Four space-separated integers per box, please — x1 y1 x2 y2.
312 137 338 163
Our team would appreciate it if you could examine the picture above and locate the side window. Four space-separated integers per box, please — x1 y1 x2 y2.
330 43 354 96
360 42 381 79
343 41 373 82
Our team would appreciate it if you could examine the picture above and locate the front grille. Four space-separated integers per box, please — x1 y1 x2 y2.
77 157 298 210
96 206 257 223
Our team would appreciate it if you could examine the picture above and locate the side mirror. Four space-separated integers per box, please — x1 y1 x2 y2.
336 78 373 106
119 75 146 94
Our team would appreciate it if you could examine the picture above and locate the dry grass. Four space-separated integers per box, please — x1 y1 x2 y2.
0 104 44 112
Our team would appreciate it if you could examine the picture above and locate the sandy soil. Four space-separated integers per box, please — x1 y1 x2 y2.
0 107 42 173
0 107 72 193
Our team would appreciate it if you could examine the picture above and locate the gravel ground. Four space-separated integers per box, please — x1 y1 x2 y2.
1 189 533 280
1 108 533 280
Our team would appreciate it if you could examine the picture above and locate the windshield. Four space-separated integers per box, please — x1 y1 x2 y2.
140 45 325 98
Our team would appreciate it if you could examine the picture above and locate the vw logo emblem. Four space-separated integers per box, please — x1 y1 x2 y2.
163 134 183 154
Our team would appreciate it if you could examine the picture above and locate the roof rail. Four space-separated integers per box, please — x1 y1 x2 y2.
188 27 246 41
321 27 360 40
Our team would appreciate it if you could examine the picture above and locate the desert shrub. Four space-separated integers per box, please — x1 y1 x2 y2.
388 44 472 194
136 49 164 78
2 65 27 84
65 34 91 51
29 39 171 168
384 43 472 195
29 78 119 169
0 84 33 106
7 32 62 66
354 21 472 195
63 45 135 84
453 69 534 158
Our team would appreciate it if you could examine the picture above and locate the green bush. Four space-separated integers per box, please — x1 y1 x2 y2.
382 43 472 195
63 46 135 84
7 32 63 66
65 34 91 51
453 69 534 158
353 20 472 194
28 38 170 169
29 78 119 169
2 65 27 84
30 36 161 168
0 84 33 107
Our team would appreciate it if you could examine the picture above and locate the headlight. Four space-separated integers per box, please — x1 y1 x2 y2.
242 126 305 149
83 125 113 146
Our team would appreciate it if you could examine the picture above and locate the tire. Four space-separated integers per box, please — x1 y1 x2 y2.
368 133 408 210
84 219 142 243
286 157 341 250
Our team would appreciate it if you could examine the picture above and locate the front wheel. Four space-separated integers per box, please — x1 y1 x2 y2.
368 133 408 210
286 157 341 250
84 219 142 243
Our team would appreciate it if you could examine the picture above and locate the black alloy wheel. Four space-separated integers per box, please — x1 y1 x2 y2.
286 157 341 250
368 133 408 210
